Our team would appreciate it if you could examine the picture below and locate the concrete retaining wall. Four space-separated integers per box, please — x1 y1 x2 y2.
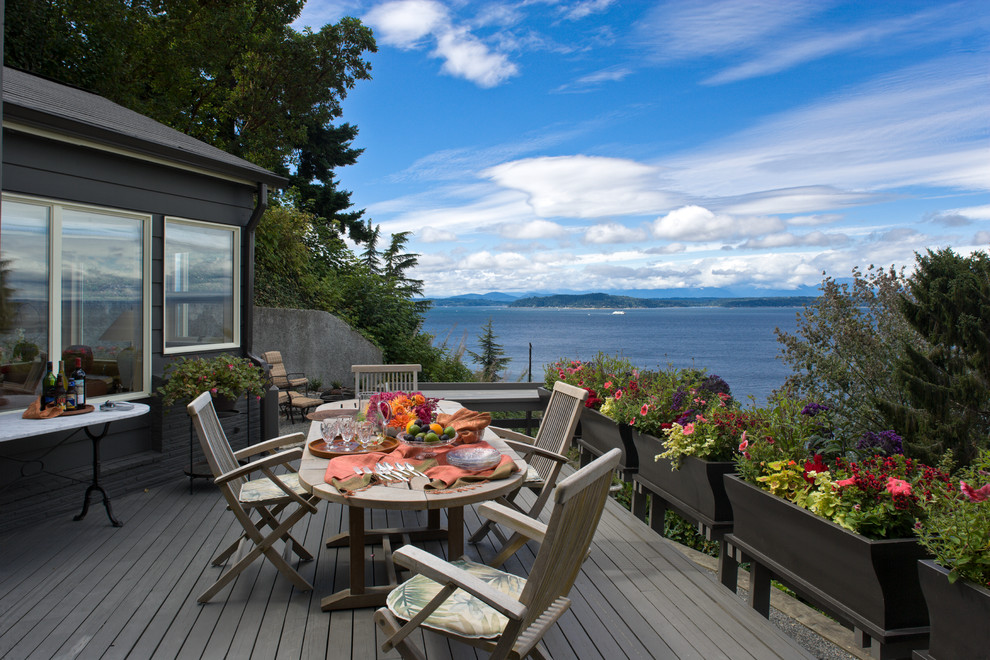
253 306 382 389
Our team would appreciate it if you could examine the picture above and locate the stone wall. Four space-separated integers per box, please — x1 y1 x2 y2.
253 306 382 390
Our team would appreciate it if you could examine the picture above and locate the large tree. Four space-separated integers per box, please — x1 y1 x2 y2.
4 0 377 240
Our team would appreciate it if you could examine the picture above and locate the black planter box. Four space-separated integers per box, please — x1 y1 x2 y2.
916 560 990 660
725 475 930 637
578 407 637 472
633 430 734 525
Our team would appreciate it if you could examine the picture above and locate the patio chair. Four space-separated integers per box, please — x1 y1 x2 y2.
352 363 421 407
468 380 588 562
374 448 621 660
278 389 324 424
262 350 309 393
187 391 321 603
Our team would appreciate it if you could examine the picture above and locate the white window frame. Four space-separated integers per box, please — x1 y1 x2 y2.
162 217 241 355
1 193 152 400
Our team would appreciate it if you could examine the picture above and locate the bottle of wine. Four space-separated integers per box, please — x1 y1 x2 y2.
42 361 56 409
72 357 87 408
57 360 74 411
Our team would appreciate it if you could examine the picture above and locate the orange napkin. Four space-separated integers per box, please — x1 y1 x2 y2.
22 398 63 419
436 407 491 445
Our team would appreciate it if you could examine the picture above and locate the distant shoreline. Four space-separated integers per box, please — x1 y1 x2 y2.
427 292 817 309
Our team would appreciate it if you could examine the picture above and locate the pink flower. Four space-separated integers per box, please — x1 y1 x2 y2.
640 404 649 416
960 480 990 502
885 477 912 497
210 387 218 394
695 414 708 423
227 364 234 370
738 435 749 453
629 419 636 425
682 423 695 435
604 381 613 390
615 389 623 400
835 478 856 488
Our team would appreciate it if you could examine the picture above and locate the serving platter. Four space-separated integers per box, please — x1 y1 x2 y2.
308 436 398 459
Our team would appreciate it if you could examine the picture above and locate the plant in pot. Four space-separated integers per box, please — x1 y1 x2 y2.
727 395 953 656
914 449 990 660
158 353 266 411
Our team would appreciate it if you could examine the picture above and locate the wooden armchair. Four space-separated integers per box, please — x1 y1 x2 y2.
374 448 621 660
468 380 588 564
351 363 421 407
187 391 321 603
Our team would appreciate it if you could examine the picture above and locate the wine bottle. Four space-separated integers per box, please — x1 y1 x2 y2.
72 357 87 408
57 360 73 411
42 361 56 409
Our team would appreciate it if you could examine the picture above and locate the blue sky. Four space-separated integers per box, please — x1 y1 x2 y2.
294 0 990 298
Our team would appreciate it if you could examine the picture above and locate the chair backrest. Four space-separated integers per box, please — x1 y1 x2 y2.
529 381 588 483
518 448 620 629
262 350 291 389
187 391 243 489
352 364 421 406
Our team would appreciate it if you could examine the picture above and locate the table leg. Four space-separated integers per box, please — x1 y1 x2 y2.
74 423 122 527
447 506 464 558
320 506 392 611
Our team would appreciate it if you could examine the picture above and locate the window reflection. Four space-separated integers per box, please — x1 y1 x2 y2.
165 220 237 351
61 210 144 396
0 201 50 412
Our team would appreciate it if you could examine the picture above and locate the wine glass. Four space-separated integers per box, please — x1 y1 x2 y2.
337 416 358 452
320 418 339 444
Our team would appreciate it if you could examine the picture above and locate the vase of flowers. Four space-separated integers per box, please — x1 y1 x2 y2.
913 449 990 659
363 391 440 434
158 353 266 410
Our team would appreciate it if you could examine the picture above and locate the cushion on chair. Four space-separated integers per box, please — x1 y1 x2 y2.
238 472 307 504
386 558 526 639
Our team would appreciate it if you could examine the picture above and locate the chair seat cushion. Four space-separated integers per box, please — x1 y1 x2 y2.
238 472 307 504
523 464 544 487
386 559 526 639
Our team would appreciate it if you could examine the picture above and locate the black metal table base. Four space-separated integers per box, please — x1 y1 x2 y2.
73 423 123 527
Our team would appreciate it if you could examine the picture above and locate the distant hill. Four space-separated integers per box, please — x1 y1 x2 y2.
427 292 522 307
508 293 817 309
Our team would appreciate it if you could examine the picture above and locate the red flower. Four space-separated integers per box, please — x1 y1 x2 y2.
803 454 828 484
640 403 649 416
886 477 912 497
960 480 990 502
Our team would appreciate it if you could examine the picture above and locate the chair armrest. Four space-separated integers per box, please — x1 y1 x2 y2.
502 439 569 465
489 426 535 445
234 432 306 460
214 447 303 485
392 545 526 619
478 501 547 545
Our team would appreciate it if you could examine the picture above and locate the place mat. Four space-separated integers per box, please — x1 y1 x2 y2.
325 440 518 494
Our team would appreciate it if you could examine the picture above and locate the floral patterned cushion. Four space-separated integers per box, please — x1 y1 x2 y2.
238 472 306 504
386 558 526 639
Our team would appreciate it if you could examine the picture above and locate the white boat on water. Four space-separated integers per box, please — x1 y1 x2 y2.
611 310 626 315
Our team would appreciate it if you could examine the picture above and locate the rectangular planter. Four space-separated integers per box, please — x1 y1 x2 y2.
725 474 930 634
578 407 637 472
916 560 990 660
633 430 734 525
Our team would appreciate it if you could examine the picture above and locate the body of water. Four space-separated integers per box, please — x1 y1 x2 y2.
422 306 803 404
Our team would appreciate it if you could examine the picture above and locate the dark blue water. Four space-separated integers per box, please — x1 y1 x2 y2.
422 306 802 404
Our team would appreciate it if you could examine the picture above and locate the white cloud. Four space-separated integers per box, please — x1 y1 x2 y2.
485 155 675 218
364 0 448 48
364 0 518 87
652 205 784 241
739 231 848 249
944 204 990 221
496 219 567 240
584 222 647 244
716 186 883 216
560 0 616 22
418 226 458 242
787 214 843 227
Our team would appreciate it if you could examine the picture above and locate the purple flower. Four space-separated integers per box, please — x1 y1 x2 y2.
857 430 904 456
800 402 829 417
699 374 731 398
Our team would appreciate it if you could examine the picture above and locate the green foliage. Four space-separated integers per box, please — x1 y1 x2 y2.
882 249 990 465
158 354 266 406
468 319 511 382
543 352 637 405
916 450 990 587
775 265 926 439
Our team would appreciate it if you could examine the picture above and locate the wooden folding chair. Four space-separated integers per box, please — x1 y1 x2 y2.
351 363 421 408
374 448 621 660
187 391 321 603
468 380 588 563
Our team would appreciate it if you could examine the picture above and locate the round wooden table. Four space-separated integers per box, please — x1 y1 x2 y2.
296 400 526 610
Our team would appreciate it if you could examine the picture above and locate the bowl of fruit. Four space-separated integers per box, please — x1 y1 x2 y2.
399 418 458 448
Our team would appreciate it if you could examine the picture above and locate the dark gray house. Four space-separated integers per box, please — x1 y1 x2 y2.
0 66 286 530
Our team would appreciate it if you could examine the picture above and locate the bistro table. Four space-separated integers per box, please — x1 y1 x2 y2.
296 400 526 611
0 402 151 527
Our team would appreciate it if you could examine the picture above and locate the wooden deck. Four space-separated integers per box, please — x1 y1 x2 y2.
0 469 816 659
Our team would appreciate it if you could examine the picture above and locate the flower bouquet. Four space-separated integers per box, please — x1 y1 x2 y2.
364 390 442 436
158 353 266 407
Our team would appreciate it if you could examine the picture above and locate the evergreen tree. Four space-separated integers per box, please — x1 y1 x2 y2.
881 248 990 465
468 319 511 382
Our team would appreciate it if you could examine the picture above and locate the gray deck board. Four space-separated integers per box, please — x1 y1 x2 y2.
0 468 817 659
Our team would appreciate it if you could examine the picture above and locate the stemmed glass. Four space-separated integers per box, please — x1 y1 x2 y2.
336 416 358 452
320 418 339 445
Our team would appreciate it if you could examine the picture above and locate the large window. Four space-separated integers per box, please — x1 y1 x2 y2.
164 218 239 353
0 197 149 413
